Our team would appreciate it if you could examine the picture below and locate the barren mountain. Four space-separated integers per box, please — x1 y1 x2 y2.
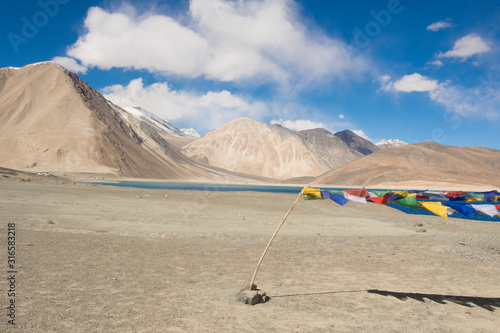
181 118 380 180
314 142 500 188
296 128 376 170
182 118 334 179
0 62 241 180
122 106 195 150
334 130 380 155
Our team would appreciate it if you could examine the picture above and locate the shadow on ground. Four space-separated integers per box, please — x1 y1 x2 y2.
367 289 500 312
272 289 500 312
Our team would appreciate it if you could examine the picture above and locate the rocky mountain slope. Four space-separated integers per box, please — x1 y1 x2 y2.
314 142 500 188
0 62 241 180
296 128 378 170
181 118 378 180
182 118 330 179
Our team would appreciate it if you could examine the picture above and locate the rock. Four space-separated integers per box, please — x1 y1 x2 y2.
258 290 269 303
237 290 260 305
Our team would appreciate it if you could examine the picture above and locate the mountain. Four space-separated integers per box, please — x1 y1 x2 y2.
124 106 186 137
122 106 195 150
376 139 408 149
182 118 333 179
181 118 378 180
333 130 380 155
314 142 500 188
295 128 375 170
0 62 239 180
180 128 201 138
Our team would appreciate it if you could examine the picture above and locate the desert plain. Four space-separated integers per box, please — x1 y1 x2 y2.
1 173 499 332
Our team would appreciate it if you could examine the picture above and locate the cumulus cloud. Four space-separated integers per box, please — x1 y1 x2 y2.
428 59 444 67
102 78 267 132
339 114 345 119
379 73 439 93
66 0 367 85
394 73 439 92
430 81 500 120
427 19 453 32
437 34 491 60
381 72 500 120
67 7 208 76
52 56 88 74
270 119 326 131
352 129 371 141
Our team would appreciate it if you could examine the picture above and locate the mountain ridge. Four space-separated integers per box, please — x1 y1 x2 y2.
313 141 500 188
1 61 498 188
181 117 378 180
0 62 249 181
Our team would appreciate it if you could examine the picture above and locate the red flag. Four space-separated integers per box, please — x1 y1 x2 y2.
368 196 386 205
344 187 369 198
444 191 466 199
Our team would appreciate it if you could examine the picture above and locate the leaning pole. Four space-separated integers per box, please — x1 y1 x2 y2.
248 191 304 291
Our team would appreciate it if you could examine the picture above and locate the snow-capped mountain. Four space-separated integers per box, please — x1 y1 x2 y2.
123 106 193 137
375 139 408 149
180 128 201 138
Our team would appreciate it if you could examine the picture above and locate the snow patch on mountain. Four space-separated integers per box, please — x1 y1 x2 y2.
123 106 190 137
376 139 408 148
180 128 201 138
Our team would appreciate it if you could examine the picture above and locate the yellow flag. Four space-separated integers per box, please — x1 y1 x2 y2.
390 190 416 198
420 201 448 220
302 187 322 199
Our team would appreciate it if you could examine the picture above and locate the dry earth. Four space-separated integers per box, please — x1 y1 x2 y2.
0 175 499 332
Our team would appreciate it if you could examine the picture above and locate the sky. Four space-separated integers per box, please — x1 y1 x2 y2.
1 0 499 148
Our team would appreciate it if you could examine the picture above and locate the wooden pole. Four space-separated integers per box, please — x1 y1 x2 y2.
248 191 304 290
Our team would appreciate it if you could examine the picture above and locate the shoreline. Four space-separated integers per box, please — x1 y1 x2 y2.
82 178 500 193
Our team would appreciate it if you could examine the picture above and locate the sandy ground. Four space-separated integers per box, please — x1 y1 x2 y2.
0 175 499 332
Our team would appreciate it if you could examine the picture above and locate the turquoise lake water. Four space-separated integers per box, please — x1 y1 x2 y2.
90 181 333 194
90 181 499 222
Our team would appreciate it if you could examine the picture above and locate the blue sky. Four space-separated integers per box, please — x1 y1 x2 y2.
1 0 499 148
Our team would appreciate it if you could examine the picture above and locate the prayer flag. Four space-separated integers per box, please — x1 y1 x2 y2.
443 203 477 218
302 187 322 199
471 204 498 217
344 193 367 203
331 194 349 206
393 196 422 209
420 201 448 220
344 187 369 198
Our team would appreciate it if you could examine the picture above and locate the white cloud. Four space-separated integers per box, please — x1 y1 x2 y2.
429 81 500 120
393 73 439 92
352 129 372 142
270 119 326 131
339 114 345 119
67 7 208 76
66 1 367 85
380 72 500 120
378 74 393 92
102 78 266 132
380 73 439 93
52 56 88 74
427 20 453 32
437 34 491 60
428 59 444 67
